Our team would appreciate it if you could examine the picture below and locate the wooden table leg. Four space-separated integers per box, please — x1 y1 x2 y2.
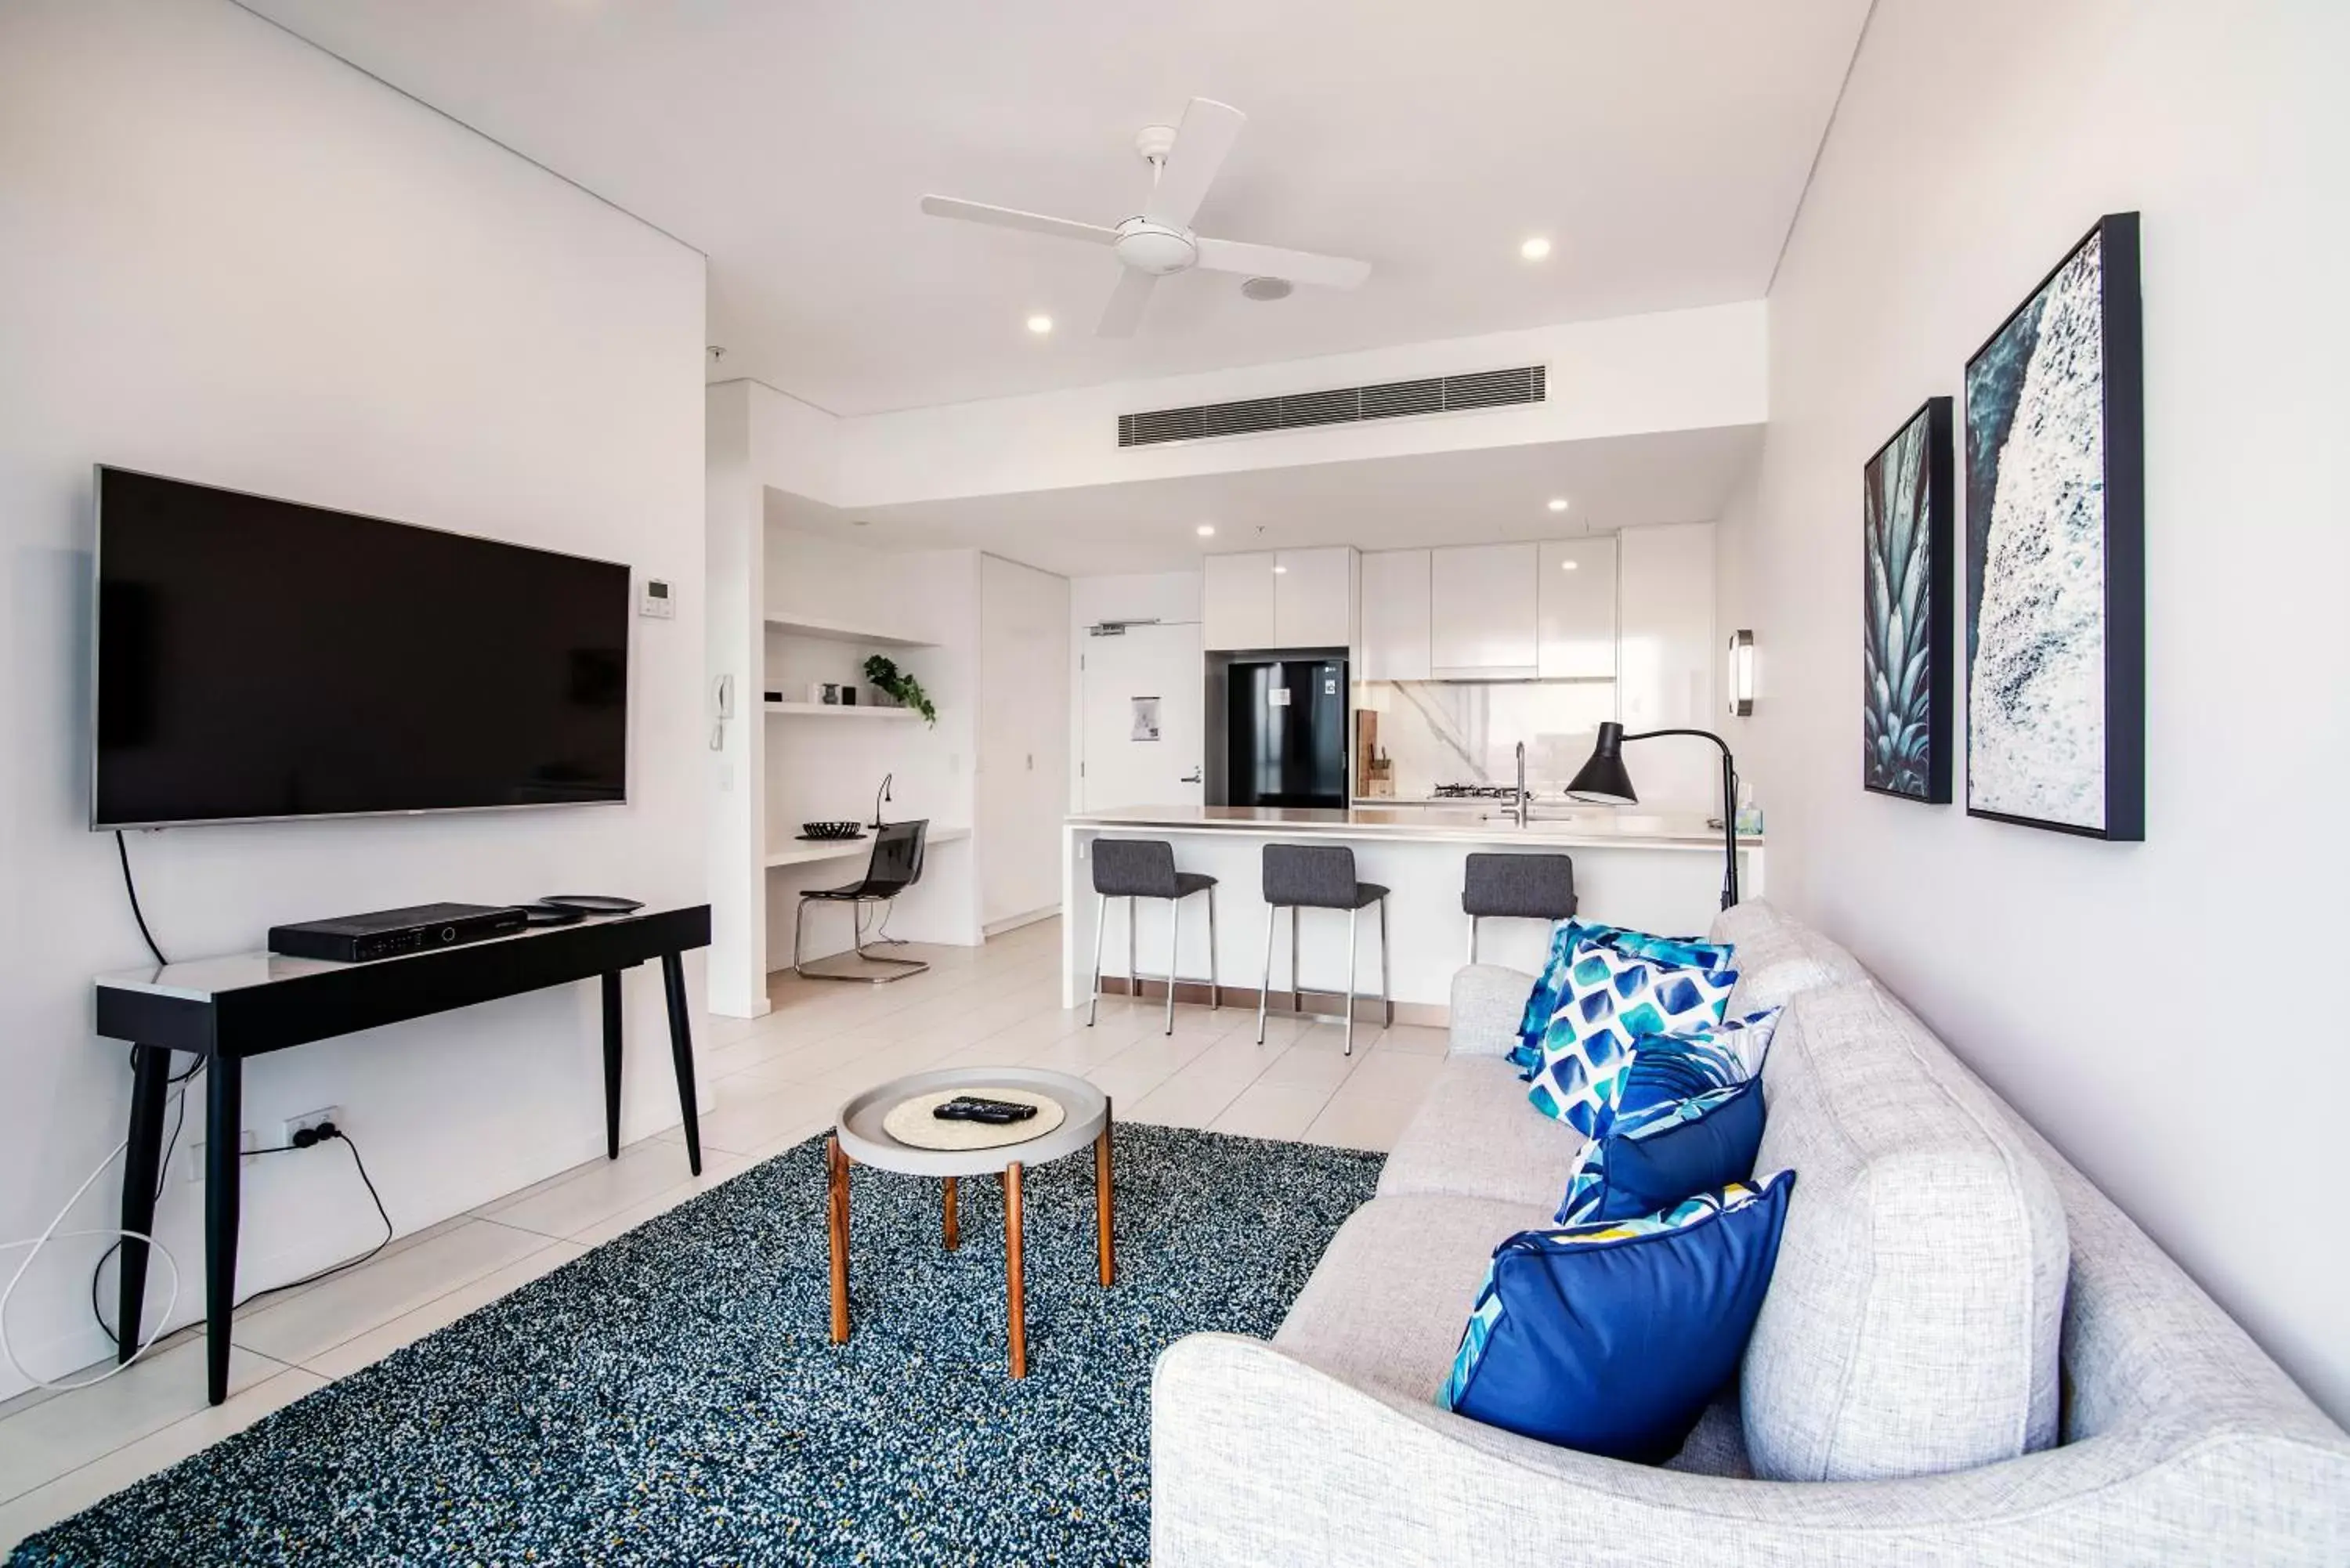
942 1175 960 1251
827 1135 850 1343
1096 1100 1115 1288
1005 1161 1026 1378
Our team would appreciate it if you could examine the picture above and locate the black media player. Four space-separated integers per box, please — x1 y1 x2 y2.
268 901 530 963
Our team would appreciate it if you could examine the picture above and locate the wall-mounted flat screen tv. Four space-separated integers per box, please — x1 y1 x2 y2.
92 467 630 829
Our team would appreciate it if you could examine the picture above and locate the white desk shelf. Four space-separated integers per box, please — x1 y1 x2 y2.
764 701 919 720
764 825 970 869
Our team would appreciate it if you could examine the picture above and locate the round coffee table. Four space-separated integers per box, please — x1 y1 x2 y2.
828 1066 1113 1378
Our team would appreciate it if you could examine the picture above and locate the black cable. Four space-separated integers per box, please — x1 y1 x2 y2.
231 1130 394 1313
114 830 168 967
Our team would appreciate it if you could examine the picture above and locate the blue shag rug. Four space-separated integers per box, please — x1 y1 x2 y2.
10 1125 1380 1566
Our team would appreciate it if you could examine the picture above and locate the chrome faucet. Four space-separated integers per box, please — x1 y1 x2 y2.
1513 742 1529 827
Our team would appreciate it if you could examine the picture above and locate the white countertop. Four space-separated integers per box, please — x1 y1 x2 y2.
1067 804 1759 851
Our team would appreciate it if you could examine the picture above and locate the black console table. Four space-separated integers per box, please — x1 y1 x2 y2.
92 903 711 1404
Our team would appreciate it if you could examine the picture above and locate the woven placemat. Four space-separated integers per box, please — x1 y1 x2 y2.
880 1088 1065 1151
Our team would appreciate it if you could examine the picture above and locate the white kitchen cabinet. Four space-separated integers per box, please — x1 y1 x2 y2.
1273 546 1358 649
1617 522 1719 809
1430 543 1538 677
1538 537 1618 678
1203 551 1277 650
1360 548 1431 681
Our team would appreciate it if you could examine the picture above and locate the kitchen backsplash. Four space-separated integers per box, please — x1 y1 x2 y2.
1357 679 1622 797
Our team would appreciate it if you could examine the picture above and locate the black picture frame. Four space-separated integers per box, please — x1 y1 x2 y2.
1961 212 2145 840
1862 396 1955 804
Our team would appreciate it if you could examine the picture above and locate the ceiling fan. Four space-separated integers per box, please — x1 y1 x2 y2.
920 97 1372 338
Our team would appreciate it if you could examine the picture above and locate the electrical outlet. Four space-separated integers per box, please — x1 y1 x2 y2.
186 1129 259 1182
282 1106 342 1146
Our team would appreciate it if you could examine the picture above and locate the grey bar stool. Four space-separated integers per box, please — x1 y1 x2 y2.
1462 852 1578 963
1257 844 1390 1056
1087 839 1220 1035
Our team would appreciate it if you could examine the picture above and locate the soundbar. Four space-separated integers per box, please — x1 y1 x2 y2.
268 901 530 963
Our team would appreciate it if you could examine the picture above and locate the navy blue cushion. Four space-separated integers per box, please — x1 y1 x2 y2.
1438 1172 1796 1463
1556 1078 1767 1225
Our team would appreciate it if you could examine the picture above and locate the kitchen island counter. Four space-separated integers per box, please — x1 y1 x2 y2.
1061 806 1762 1016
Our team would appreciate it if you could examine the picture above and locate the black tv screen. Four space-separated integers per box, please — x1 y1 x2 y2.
92 468 631 829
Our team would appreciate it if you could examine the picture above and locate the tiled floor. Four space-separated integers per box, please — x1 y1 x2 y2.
0 916 1442 1551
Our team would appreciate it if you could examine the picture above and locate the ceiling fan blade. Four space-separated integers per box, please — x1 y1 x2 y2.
1096 269 1159 338
919 195 1117 246
1142 98 1246 229
1192 236 1372 291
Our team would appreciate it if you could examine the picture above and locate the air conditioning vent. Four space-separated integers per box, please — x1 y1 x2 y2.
1117 363 1546 448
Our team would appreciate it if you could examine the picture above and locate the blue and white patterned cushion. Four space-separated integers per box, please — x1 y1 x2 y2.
1524 945 1739 1139
1511 922 1738 1075
1613 1007 1783 1122
1437 1173 1798 1461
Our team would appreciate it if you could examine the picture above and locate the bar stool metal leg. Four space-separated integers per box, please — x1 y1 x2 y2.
1206 890 1220 1010
1468 913 1480 966
1379 896 1394 1026
1163 895 1179 1035
1127 898 1137 1003
1087 891 1109 1026
1290 909 1302 1016
1345 905 1361 1057
1256 904 1276 1045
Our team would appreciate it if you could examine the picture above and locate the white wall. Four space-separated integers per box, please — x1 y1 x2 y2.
761 528 982 967
0 0 707 1395
1719 1 2350 1421
978 556 1072 931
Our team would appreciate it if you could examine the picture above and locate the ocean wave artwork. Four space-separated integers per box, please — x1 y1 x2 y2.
1963 218 2141 837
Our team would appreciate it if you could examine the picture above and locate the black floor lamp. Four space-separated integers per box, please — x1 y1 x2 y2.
1567 721 1742 911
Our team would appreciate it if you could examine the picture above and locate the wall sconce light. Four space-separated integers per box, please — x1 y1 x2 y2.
1726 630 1755 717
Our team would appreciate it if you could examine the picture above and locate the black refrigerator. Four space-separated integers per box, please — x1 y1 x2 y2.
1216 655 1349 808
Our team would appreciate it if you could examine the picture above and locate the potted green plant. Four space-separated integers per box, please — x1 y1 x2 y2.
862 655 937 727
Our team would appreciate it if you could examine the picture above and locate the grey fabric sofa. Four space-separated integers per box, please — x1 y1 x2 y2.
1152 900 2350 1565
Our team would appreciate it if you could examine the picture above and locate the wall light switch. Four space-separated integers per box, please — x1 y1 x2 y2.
639 578 675 618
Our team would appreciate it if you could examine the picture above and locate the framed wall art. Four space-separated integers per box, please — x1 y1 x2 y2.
1863 396 1954 803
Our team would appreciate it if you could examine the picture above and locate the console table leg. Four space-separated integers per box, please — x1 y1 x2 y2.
115 1046 172 1364
659 951 703 1176
942 1176 960 1251
1006 1161 1027 1378
826 1136 851 1343
1096 1100 1115 1288
204 1055 242 1406
600 971 624 1162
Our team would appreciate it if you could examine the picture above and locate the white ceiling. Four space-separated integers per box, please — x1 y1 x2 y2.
243 0 1868 416
765 425 1762 576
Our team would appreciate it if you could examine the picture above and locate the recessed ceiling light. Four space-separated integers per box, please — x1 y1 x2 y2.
1547 497 1570 513
1520 237 1553 262
1195 524 1216 537
1272 565 1288 574
1560 559 1579 571
1025 313 1054 334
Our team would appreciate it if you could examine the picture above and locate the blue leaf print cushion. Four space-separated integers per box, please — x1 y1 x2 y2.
1524 945 1738 1138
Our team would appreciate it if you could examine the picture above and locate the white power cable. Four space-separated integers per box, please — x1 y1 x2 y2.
0 1123 184 1393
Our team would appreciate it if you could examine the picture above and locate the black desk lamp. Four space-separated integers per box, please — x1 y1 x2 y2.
1567 721 1741 910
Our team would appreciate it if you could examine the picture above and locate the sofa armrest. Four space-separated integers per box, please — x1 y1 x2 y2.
1449 964 1536 1057
1150 1334 2350 1566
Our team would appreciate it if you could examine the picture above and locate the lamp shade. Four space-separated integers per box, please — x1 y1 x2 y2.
1567 721 1639 804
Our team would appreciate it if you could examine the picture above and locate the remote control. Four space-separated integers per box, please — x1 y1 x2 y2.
932 1095 1039 1124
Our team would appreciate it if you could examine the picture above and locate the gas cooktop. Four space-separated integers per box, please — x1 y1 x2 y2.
1430 782 1524 800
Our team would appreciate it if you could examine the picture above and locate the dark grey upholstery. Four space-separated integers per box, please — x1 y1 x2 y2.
1093 837 1181 899
1461 852 1576 921
1262 844 1383 910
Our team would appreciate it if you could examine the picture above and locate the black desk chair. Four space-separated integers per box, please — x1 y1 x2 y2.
1257 843 1390 1056
794 819 929 982
1462 852 1577 963
1086 838 1220 1035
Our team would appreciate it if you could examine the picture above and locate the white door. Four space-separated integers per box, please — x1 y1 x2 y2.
1081 622 1203 811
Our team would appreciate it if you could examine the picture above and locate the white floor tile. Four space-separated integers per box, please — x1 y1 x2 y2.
302 1241 588 1382
0 1339 286 1505
1125 1072 1252 1130
233 1219 554 1368
1304 1090 1423 1153
0 1366 324 1553
477 1140 716 1240
1338 1051 1446 1101
1210 1082 1337 1143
